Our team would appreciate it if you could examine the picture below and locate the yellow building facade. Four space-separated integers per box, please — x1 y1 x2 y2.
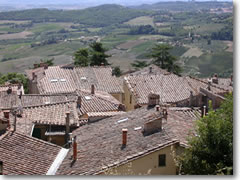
102 143 184 175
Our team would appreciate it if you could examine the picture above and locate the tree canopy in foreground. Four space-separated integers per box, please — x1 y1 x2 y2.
178 93 233 175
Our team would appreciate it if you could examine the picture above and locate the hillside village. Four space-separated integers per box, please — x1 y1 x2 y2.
0 62 233 175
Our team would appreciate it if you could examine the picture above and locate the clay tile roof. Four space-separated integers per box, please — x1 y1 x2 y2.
0 131 63 175
56 106 197 175
25 67 45 81
35 66 124 94
201 77 233 92
77 89 123 115
129 64 170 76
21 94 77 107
0 91 19 109
11 101 81 136
124 73 229 105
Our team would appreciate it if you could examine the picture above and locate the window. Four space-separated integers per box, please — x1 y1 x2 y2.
158 154 166 167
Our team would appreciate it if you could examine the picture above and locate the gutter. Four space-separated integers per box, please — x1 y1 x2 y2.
46 148 69 175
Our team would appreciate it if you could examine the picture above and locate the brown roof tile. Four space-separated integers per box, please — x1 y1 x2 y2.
31 66 123 94
56 106 198 175
124 74 229 105
0 131 62 175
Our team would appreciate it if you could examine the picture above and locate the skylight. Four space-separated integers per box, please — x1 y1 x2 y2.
50 79 58 83
81 77 87 80
60 79 66 82
117 118 128 124
85 96 92 100
134 127 142 131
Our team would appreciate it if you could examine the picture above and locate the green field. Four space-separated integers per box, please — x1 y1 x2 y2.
124 16 154 26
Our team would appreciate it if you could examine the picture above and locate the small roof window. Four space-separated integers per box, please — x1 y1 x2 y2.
81 77 87 80
117 118 128 124
134 127 142 131
85 96 92 100
50 79 58 83
60 79 66 82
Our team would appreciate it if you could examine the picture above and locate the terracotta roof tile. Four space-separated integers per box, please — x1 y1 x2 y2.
0 131 62 175
124 74 229 105
31 66 123 94
56 106 198 175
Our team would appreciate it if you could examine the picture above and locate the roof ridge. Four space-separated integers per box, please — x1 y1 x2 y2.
22 100 76 109
189 76 228 91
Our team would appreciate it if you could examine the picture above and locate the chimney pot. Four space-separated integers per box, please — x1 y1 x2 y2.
3 110 10 119
0 161 3 175
122 129 128 147
91 84 95 94
156 105 160 111
77 96 81 108
7 87 12 94
65 112 70 147
73 136 77 161
203 106 206 117
149 66 153 73
33 64 38 69
162 108 168 120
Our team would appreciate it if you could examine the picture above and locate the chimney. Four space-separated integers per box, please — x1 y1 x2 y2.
33 63 38 69
156 105 160 111
143 117 162 136
101 62 104 67
43 64 48 70
32 72 37 80
162 108 168 121
212 73 218 84
3 110 10 119
148 93 160 107
65 112 70 147
149 66 153 73
189 91 193 107
122 129 128 147
40 62 45 67
207 80 211 91
77 96 81 108
203 105 206 117
73 136 77 161
0 161 3 175
91 84 95 95
7 87 12 94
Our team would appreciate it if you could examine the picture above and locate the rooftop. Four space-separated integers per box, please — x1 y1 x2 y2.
124 73 230 105
0 131 65 175
27 66 124 94
56 106 199 175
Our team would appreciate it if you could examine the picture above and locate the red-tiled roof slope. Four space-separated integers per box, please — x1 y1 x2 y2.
56 106 197 175
14 101 81 136
77 89 123 115
124 74 229 105
0 131 62 175
32 66 124 94
21 94 77 107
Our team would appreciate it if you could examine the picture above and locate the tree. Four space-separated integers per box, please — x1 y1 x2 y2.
112 66 122 77
178 93 233 175
89 42 111 66
33 58 54 69
0 73 29 93
74 48 89 67
131 60 149 70
150 44 182 75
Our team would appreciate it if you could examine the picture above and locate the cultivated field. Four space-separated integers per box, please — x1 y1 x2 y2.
124 16 154 26
0 31 32 40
